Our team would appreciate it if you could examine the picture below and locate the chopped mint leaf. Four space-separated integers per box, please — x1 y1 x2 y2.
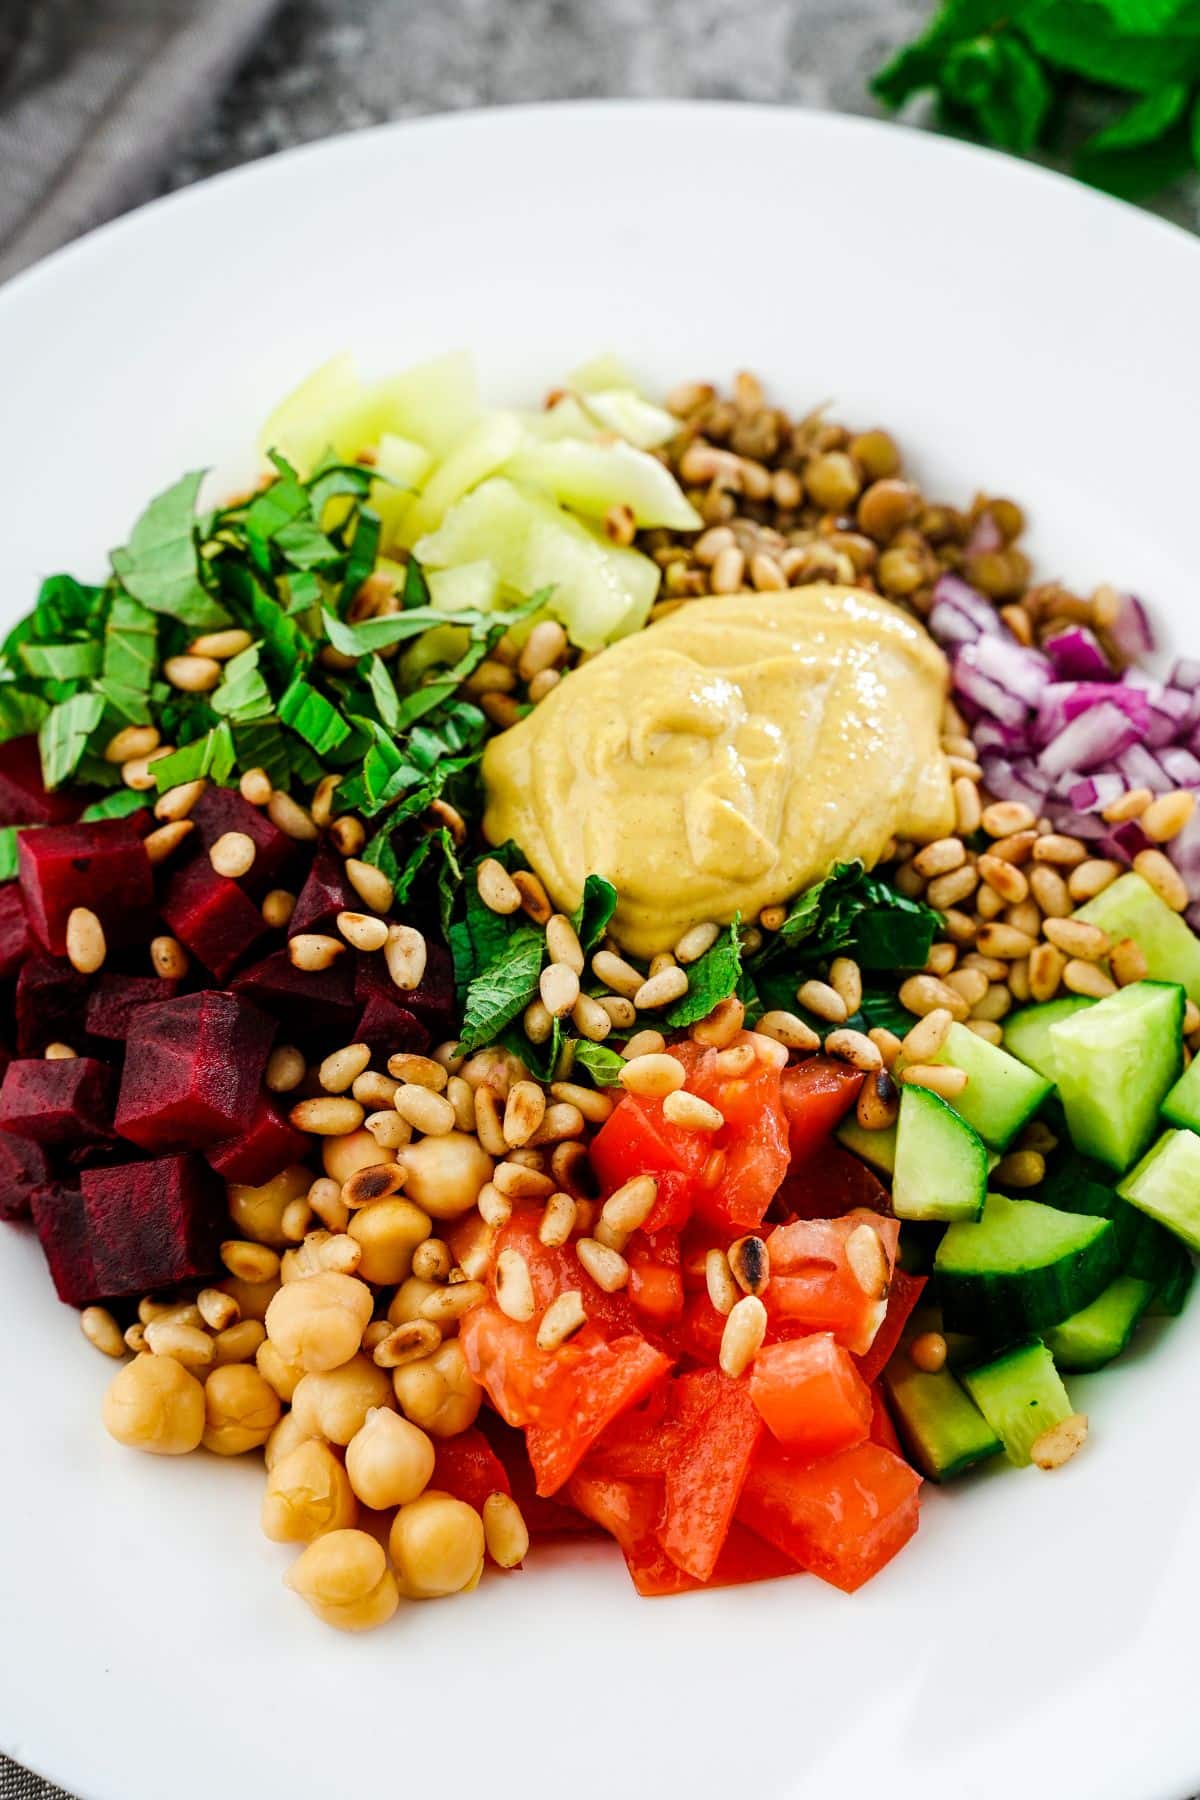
571 874 618 957
664 918 742 1028
278 675 353 756
210 644 274 721
18 642 102 682
38 691 106 789
458 924 546 1054
79 788 147 822
572 1040 626 1086
403 556 431 609
151 721 236 792
0 686 50 743
340 508 382 606
111 471 230 629
366 655 400 731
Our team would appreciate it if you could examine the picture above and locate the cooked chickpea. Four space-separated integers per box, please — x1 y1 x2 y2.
286 1528 400 1632
219 1272 281 1323
398 1132 494 1220
345 1407 436 1510
392 1339 482 1438
102 1354 205 1455
291 1354 395 1446
227 1164 313 1247
256 1337 305 1403
202 1364 282 1455
262 1440 358 1543
347 1197 432 1285
322 1127 391 1186
265 1271 373 1373
387 1275 445 1327
389 1491 485 1599
264 1408 321 1472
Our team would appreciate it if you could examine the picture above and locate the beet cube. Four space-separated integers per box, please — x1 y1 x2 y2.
160 856 267 980
115 991 275 1151
288 845 357 938
0 1130 52 1221
353 953 434 1054
0 1056 112 1145
86 973 183 1041
206 1090 310 1186
18 817 155 956
31 1183 98 1306
232 946 357 1043
82 1152 223 1297
188 786 297 895
0 737 81 828
15 954 90 1056
376 939 456 1037
0 882 34 980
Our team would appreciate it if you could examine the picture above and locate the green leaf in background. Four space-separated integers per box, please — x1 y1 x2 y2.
278 675 353 756
1024 0 1200 91
79 788 148 823
458 924 546 1053
111 471 230 629
664 918 743 1028
941 32 1053 149
571 874 618 956
0 827 21 881
18 641 102 682
38 691 106 789
0 686 50 743
872 0 1010 105
572 1040 627 1086
1077 83 1196 189
366 655 401 731
403 556 431 610
32 574 103 639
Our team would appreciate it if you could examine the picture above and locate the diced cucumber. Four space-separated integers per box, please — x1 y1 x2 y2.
1075 872 1200 1004
1149 1244 1195 1316
1049 980 1184 1171
399 412 526 546
427 562 501 614
1038 1148 1143 1266
1003 997 1096 1084
1118 1127 1200 1252
1044 1275 1154 1371
893 1086 987 1222
835 1116 897 1175
505 437 702 530
930 1021 1052 1149
258 351 481 474
258 351 367 474
523 396 600 442
934 1193 1119 1338
364 349 481 457
882 1356 1002 1481
415 477 660 650
568 352 637 393
579 389 679 450
961 1340 1074 1467
1161 1053 1200 1133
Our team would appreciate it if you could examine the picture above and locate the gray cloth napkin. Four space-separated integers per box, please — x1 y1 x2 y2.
0 0 282 286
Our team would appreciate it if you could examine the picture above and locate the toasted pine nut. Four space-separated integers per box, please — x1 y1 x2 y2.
571 992 612 1042
728 1235 770 1297
104 724 160 764
974 923 1037 960
987 829 1038 864
978 854 1029 905
238 766 273 806
909 1331 947 1374
925 943 957 978
705 1248 739 1316
592 950 644 998
536 1290 588 1351
913 837 965 879
675 921 720 964
418 1281 488 1323
1030 1412 1088 1470
288 933 345 972
953 777 982 835
261 889 296 929
337 910 389 952
690 996 745 1047
601 1175 659 1236
145 819 194 865
353 1068 401 1108
503 1080 546 1147
341 1162 405 1209
845 1222 889 1299
538 1192 578 1247
164 653 221 692
1101 788 1152 824
535 960 577 1018
492 1161 554 1200
1063 959 1117 998
825 1028 883 1071
289 1096 364 1136
757 1010 822 1051
545 913 584 973
44 1042 76 1060
633 966 689 1010
221 1239 281 1284
719 1295 767 1378
828 957 863 1014
1133 848 1189 912
264 1045 306 1094
549 1081 613 1125
328 815 365 857
149 934 188 979
144 1321 215 1367
901 1008 953 1063
153 778 206 822
267 790 318 841
1110 937 1149 987
495 1248 536 1322
944 968 988 1007
393 1084 456 1137
384 924 427 992
281 1200 313 1241
994 1150 1045 1188
1140 790 1195 843
900 1063 968 1099
662 1090 724 1131
576 1238 629 1293
1068 859 1122 903
314 1043 369 1095
868 1028 903 1068
856 1069 899 1130
970 983 1012 1023
796 979 848 1023
477 857 522 915
1031 833 1086 868
620 1053 685 1098
981 800 1036 836
344 858 394 914
1042 917 1110 961
208 831 256 880
81 1306 125 1358
899 974 970 1020
373 1320 442 1367
927 865 979 910
1029 942 1067 1003
66 907 105 974
197 1288 240 1332
528 1101 585 1147
1028 865 1071 919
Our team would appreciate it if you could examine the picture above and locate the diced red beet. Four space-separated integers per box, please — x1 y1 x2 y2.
0 737 81 827
206 1090 310 1186
232 946 357 1043
86 973 184 1041
31 1183 98 1306
160 856 267 980
353 954 432 1055
401 940 456 1036
82 1152 223 1297
288 845 357 938
0 1056 112 1146
15 954 90 1056
18 817 155 955
187 786 297 896
0 883 34 979
114 991 275 1151
0 1130 52 1221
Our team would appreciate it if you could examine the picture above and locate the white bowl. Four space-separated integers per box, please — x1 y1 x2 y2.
1 102 1198 1800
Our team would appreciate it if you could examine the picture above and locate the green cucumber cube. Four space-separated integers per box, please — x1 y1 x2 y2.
934 1193 1119 1339
883 1357 1002 1481
930 1022 1052 1149
1118 1127 1200 1254
1075 872 1200 1004
893 1085 987 1222
1049 980 1184 1171
961 1340 1074 1467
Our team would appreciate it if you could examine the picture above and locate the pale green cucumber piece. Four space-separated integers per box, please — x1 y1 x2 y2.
1003 996 1096 1084
961 1340 1074 1467
1049 979 1184 1170
1161 1053 1200 1133
1118 1127 1200 1253
1044 1275 1154 1372
364 349 481 456
579 389 679 449
399 412 526 546
930 1021 1052 1149
835 1116 897 1175
427 562 501 614
934 1193 1119 1338
568 352 637 393
1075 872 1200 1004
371 432 433 546
893 1085 987 1222
882 1357 1002 1481
505 436 702 530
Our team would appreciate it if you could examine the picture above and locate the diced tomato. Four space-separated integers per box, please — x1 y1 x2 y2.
585 1383 673 1480
568 1470 794 1597
590 1090 708 1193
780 1058 864 1165
525 1335 673 1494
430 1428 511 1513
854 1267 927 1385
671 1289 729 1365
489 1207 639 1338
643 1169 693 1233
765 1210 901 1355
738 1437 921 1593
774 1141 891 1223
868 1386 904 1458
658 1368 763 1582
628 1231 685 1322
749 1334 873 1458
476 1411 599 1538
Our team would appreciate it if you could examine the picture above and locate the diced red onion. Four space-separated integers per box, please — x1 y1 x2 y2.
971 718 1026 757
1037 702 1145 777
968 635 1053 706
1106 592 1155 662
1167 806 1200 899
931 573 1004 638
1067 772 1126 813
1158 746 1200 787
1042 805 1110 840
929 601 984 649
1169 658 1200 691
953 653 1030 730
1033 682 1151 748
1100 820 1150 864
1115 743 1172 794
980 756 1050 813
1042 626 1114 683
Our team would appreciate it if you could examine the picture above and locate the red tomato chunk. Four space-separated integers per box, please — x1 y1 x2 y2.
738 1437 921 1594
749 1335 873 1459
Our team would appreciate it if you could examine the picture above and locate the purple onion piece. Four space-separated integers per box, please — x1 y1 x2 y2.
1037 702 1144 778
979 756 1050 813
1067 772 1126 813
1170 658 1200 691
928 600 984 650
968 634 1054 706
1107 592 1156 662
1158 747 1200 787
1115 742 1172 794
970 718 1027 757
932 573 1004 638
1042 805 1110 840
1168 807 1200 898
1042 626 1115 683
1100 819 1151 864
953 655 1030 730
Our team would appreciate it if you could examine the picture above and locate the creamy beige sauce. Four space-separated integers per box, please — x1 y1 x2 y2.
482 585 954 958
